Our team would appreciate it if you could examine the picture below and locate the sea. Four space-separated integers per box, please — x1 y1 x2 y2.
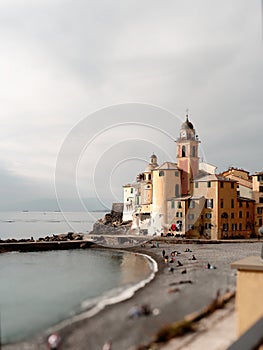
0 212 156 344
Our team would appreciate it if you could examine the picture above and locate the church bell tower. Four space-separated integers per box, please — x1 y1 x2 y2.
177 113 200 195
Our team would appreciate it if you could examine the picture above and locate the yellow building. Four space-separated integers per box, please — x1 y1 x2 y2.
123 115 261 239
252 172 263 232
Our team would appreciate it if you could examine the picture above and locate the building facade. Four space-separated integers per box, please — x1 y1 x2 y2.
123 115 262 239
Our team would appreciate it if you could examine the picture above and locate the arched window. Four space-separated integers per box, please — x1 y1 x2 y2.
148 174 151 180
182 146 186 157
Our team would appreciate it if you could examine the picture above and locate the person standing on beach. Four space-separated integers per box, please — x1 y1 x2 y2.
102 340 112 350
47 333 61 350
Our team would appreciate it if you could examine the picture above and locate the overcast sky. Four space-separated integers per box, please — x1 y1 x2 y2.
1 0 262 210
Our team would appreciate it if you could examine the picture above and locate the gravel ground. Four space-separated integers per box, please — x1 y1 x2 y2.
3 241 262 350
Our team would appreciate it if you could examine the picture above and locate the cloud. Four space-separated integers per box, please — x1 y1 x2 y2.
0 0 262 209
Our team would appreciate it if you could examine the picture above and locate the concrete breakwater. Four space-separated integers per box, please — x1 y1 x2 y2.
0 235 97 253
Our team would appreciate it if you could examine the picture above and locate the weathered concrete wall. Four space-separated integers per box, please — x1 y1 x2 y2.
0 240 96 253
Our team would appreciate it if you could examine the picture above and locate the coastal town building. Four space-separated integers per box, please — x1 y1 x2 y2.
122 115 263 239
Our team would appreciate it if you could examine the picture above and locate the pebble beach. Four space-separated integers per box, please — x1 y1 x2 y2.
3 240 262 350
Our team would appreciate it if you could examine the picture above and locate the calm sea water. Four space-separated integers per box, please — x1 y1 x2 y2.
0 212 154 344
0 211 103 240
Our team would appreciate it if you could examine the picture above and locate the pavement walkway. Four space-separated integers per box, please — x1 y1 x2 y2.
158 298 237 350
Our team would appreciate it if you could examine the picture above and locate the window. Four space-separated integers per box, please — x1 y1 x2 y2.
189 200 195 209
260 218 263 226
188 214 195 220
182 145 186 157
205 213 212 219
175 171 179 177
195 182 199 188
192 146 196 157
205 223 212 229
159 171 164 177
260 198 263 203
220 199 224 208
231 182 235 189
221 212 228 219
231 199 234 208
177 201 182 209
258 175 263 181
131 188 133 194
246 202 249 208
188 224 194 230
176 212 183 218
239 211 242 218
206 199 213 208
176 221 182 231
246 212 249 219
232 223 237 231
220 182 224 188
223 223 229 231
207 181 211 188
143 174 146 180
231 212 234 219
239 201 243 208
148 174 151 180
175 184 180 197
257 207 263 215
171 200 175 209
239 223 242 231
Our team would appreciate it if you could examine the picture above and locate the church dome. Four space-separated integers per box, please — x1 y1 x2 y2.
181 115 194 130
145 154 158 172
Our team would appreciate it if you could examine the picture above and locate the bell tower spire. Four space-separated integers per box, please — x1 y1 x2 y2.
176 112 200 195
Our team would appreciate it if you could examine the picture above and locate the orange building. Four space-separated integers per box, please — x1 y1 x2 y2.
123 115 262 239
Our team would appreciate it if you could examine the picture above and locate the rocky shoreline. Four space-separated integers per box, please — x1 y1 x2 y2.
90 204 132 235
0 231 84 244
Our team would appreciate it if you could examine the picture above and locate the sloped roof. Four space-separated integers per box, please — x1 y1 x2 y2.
168 195 191 201
194 173 236 183
154 162 178 170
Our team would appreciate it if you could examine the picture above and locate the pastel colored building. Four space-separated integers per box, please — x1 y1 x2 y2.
123 115 262 239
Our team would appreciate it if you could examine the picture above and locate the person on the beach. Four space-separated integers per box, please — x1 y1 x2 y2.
47 333 61 350
102 340 112 350
162 249 165 257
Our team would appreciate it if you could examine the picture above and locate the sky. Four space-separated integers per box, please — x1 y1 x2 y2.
0 0 262 210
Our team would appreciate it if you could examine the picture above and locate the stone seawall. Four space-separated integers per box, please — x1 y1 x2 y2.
0 240 97 254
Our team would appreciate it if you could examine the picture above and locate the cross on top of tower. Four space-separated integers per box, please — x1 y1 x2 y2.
186 108 189 119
